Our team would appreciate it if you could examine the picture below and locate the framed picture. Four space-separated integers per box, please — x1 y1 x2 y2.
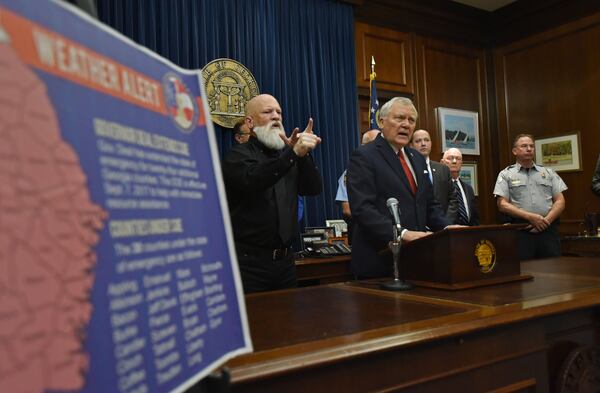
534 132 582 172
459 162 478 196
437 107 480 155
325 219 347 237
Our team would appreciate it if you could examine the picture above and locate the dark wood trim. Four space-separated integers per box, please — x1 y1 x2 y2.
484 48 501 197
491 0 600 45
229 257 600 392
353 0 491 45
354 22 415 94
352 0 600 47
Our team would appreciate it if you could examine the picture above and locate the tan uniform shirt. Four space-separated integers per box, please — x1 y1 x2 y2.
493 162 567 216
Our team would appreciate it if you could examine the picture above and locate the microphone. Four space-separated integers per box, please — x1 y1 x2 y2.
383 197 413 291
386 197 402 232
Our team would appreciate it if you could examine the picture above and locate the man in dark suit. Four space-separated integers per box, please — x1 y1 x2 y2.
347 97 450 278
411 129 458 223
442 148 479 226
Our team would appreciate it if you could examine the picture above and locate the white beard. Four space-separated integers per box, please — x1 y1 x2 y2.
254 121 286 150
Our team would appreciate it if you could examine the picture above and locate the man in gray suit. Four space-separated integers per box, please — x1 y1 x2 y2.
411 129 458 223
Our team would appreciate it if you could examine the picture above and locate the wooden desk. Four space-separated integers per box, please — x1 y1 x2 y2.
228 257 600 392
295 255 352 285
562 235 600 257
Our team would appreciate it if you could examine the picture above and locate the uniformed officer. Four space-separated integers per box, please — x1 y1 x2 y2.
493 134 567 260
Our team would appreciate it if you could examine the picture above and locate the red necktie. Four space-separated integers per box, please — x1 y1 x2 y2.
398 150 417 195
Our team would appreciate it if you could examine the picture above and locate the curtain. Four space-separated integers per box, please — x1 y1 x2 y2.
97 0 359 227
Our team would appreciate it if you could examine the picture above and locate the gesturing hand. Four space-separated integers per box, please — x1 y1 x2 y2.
280 118 322 157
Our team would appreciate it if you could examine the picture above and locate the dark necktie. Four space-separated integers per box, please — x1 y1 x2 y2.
454 180 469 225
398 150 417 195
274 177 292 244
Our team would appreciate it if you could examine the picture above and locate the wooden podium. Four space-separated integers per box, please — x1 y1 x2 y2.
401 224 532 290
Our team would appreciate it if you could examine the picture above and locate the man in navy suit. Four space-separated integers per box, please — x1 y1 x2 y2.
347 97 450 278
411 129 458 223
442 148 480 226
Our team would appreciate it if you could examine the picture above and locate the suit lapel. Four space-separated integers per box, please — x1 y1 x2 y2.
376 137 403 178
375 138 414 196
459 179 479 224
405 147 422 198
430 161 440 181
460 179 474 211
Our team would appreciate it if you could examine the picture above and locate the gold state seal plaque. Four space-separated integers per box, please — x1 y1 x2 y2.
202 58 259 128
474 240 496 273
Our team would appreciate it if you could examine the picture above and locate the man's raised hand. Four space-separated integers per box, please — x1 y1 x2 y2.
279 118 322 157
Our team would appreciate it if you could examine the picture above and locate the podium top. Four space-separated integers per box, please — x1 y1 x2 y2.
405 223 528 246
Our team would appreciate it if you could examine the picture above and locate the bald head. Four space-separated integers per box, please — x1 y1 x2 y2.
411 129 432 158
442 148 463 179
245 94 282 129
245 94 286 150
362 129 380 144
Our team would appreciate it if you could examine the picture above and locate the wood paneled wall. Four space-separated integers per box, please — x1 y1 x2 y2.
355 23 414 95
352 0 600 229
414 38 495 222
354 23 497 223
494 12 600 234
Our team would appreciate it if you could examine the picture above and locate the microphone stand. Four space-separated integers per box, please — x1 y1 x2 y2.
380 224 414 291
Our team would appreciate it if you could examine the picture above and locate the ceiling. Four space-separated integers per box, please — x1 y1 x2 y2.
451 0 518 11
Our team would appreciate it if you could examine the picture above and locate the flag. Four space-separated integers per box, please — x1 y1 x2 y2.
369 70 379 130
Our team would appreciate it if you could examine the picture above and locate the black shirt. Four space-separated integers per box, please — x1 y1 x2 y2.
222 137 322 249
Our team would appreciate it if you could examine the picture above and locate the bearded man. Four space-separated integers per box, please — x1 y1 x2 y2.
222 94 322 293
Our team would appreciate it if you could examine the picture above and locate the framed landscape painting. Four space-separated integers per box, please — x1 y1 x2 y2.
534 132 582 172
437 107 480 155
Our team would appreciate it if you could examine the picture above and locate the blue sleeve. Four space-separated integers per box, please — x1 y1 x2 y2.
335 171 348 202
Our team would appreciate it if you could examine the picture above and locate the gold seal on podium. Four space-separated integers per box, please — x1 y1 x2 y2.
201 58 259 128
474 239 496 273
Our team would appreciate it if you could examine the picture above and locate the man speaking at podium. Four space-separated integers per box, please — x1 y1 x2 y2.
347 97 449 278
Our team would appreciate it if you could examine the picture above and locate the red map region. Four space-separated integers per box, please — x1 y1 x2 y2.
0 30 107 393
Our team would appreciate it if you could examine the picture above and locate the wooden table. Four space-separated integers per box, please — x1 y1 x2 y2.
562 235 600 257
295 255 352 286
228 257 600 392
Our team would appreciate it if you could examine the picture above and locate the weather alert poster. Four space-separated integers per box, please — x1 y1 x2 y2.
0 1 251 393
